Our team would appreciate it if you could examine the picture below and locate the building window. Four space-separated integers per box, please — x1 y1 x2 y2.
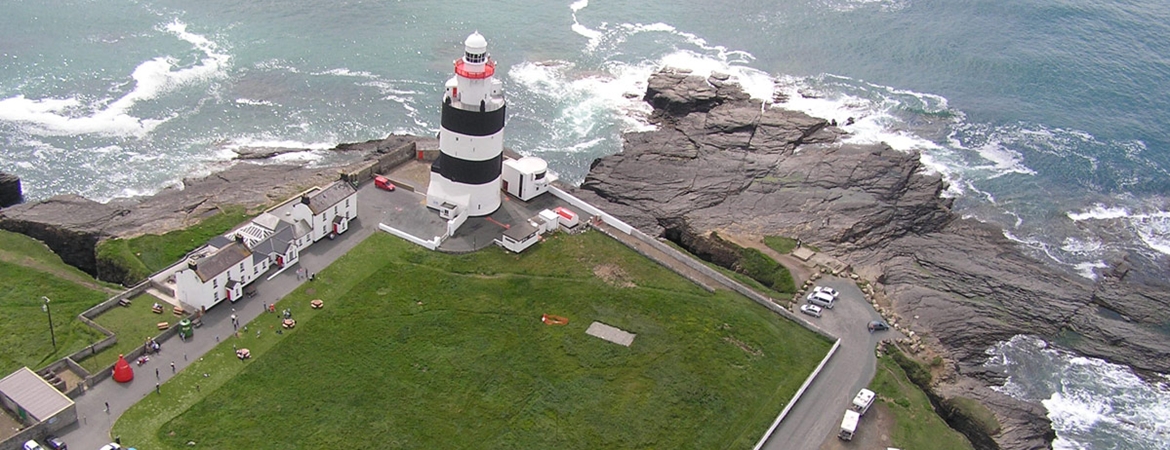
213 279 218 288
346 198 349 208
214 292 219 301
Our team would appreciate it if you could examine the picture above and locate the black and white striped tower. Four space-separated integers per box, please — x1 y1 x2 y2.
426 32 505 217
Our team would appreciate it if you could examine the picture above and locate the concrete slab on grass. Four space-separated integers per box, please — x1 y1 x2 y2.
792 247 816 262
586 322 636 347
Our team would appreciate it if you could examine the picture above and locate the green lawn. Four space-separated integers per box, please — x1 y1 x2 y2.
0 230 114 374
95 206 253 285
763 236 797 254
79 292 170 374
115 231 832 449
869 352 974 450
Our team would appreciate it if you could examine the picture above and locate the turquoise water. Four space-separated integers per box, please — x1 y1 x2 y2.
2 1 1168 447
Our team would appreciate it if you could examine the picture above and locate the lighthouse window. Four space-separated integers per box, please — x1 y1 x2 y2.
465 52 485 63
535 171 546 180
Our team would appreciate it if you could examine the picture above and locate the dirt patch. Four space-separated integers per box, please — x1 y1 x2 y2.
818 402 898 450
593 264 635 288
53 366 85 391
0 407 24 442
723 335 763 357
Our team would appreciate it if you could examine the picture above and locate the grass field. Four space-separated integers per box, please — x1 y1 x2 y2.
869 351 974 450
0 230 116 374
95 206 252 285
79 292 170 374
115 231 832 449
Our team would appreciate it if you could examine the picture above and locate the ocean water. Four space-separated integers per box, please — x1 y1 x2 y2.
2 0 1168 447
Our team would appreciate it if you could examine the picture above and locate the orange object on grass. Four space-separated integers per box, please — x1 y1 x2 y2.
541 314 569 325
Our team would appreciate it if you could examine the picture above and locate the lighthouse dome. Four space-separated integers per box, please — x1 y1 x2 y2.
464 32 487 55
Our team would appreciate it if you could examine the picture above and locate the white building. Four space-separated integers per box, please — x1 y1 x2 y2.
501 156 552 201
427 32 506 218
174 181 358 311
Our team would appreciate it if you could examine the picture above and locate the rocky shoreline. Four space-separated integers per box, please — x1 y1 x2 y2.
3 71 1168 449
573 70 1170 449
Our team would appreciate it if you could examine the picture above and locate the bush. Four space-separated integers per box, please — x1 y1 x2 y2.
736 248 796 294
888 345 932 387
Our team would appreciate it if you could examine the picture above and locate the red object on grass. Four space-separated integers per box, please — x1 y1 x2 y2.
113 354 134 383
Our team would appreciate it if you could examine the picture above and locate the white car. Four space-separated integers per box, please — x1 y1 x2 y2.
806 291 836 309
98 444 121 450
814 285 839 299
22 441 45 450
800 304 823 318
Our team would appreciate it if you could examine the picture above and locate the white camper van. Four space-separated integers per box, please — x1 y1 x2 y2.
806 290 835 309
852 388 876 415
839 409 861 440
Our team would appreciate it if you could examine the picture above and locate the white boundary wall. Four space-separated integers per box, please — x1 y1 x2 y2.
379 223 440 250
549 186 633 234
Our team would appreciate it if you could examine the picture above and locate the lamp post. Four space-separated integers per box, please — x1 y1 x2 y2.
41 296 56 352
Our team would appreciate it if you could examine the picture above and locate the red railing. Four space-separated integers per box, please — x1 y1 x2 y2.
454 59 495 79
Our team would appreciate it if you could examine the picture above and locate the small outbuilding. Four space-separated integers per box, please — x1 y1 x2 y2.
502 156 552 201
0 367 77 434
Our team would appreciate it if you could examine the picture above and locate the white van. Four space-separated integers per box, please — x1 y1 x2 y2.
806 290 835 309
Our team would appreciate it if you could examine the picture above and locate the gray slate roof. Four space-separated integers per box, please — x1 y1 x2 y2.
0 367 73 421
503 220 540 241
250 223 296 266
305 182 356 215
193 241 251 282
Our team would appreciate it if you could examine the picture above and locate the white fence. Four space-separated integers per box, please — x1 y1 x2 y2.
549 186 633 234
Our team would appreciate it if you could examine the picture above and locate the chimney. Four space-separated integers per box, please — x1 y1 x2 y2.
188 260 198 271
235 234 246 244
301 194 311 205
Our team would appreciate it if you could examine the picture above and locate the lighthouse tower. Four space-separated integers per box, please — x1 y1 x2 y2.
426 32 505 218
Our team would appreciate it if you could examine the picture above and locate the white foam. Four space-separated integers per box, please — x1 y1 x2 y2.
1072 261 1107 280
235 98 277 107
1068 204 1131 222
1067 204 1170 256
568 0 604 50
0 19 229 138
988 336 1170 450
314 68 378 79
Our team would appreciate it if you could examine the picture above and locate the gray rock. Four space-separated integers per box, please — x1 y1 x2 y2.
579 70 1170 450
0 172 22 208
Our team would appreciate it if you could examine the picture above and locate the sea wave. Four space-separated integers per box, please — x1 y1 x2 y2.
986 335 1170 450
0 19 229 138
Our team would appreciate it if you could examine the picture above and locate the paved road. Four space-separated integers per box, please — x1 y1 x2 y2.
762 277 902 450
57 182 395 449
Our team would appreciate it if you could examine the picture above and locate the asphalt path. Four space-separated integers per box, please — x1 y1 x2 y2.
56 182 396 449
761 277 902 450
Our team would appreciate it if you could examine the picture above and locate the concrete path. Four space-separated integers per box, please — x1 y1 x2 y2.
56 182 393 449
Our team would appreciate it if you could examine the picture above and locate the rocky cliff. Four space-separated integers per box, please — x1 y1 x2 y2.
0 172 22 208
576 69 1170 449
0 135 419 277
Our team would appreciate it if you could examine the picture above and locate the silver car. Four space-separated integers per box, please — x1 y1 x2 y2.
800 304 823 318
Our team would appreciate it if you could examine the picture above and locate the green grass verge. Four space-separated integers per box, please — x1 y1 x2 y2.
737 248 796 294
869 352 974 450
79 293 169 374
763 236 797 254
95 206 252 285
115 231 832 449
0 231 113 374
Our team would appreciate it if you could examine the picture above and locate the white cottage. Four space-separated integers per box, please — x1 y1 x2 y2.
175 237 256 312
287 181 358 242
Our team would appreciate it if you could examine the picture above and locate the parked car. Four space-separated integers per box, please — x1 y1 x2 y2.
22 440 45 450
814 285 839 299
806 291 836 309
44 436 66 450
374 175 396 191
97 443 121 450
799 304 823 318
867 320 890 332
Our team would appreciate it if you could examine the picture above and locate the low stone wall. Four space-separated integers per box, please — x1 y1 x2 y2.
342 141 418 184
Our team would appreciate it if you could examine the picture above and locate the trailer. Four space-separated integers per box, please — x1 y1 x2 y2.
838 410 861 441
852 388 876 415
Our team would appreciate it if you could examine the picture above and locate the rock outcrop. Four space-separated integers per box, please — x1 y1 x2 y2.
0 135 421 277
0 172 22 208
576 69 1170 449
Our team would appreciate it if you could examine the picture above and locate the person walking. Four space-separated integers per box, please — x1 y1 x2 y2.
170 361 176 373
155 368 159 379
104 402 109 413
155 383 160 394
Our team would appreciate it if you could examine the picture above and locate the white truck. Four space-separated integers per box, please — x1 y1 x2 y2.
851 388 876 415
838 409 861 441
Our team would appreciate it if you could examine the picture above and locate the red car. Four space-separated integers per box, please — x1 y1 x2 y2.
374 175 395 191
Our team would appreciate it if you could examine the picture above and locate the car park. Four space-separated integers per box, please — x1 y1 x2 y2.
806 290 836 309
867 320 889 332
799 304 823 318
814 285 839 299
